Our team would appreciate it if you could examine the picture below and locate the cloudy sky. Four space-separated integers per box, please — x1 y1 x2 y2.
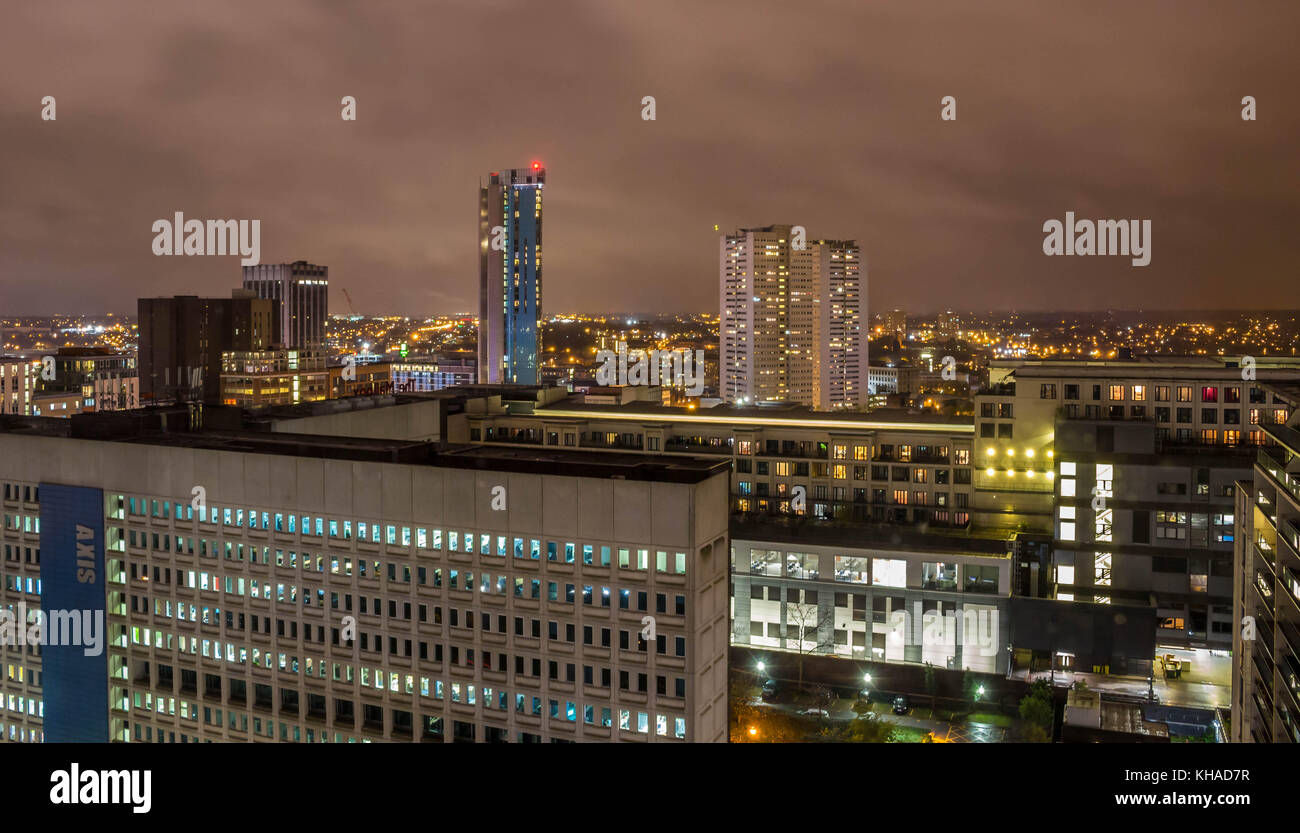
1 0 1296 316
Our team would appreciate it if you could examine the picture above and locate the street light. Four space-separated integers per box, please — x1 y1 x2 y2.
863 672 872 685
756 661 766 673
976 685 986 699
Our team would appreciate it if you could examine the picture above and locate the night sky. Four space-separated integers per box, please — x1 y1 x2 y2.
1 0 1296 316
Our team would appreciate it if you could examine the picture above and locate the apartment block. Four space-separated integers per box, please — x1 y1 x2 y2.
976 357 1300 659
1231 384 1300 742
479 166 544 385
720 226 866 409
457 395 974 530
0 358 36 416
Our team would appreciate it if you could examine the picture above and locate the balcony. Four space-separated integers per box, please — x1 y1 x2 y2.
484 428 543 445
581 435 643 451
663 438 731 455
1281 619 1300 665
1256 540 1277 573
757 443 825 460
1259 449 1300 507
1283 518 1300 559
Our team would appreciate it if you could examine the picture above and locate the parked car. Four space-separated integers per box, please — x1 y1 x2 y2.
760 679 788 703
799 708 831 719
892 695 910 714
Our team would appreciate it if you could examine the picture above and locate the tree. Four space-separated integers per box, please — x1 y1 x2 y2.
1018 679 1054 742
962 671 983 712
785 599 835 692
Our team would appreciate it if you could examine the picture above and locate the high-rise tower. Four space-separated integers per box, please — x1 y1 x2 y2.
720 225 866 409
479 164 545 385
242 261 329 349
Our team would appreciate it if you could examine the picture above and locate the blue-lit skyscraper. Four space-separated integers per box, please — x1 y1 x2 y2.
478 164 544 384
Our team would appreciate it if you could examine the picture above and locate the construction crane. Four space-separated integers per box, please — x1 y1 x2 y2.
341 288 357 315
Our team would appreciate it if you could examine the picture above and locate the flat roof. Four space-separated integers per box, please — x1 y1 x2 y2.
0 416 727 484
526 400 973 433
731 520 1013 555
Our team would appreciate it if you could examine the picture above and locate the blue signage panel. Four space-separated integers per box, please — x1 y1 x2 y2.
39 483 109 742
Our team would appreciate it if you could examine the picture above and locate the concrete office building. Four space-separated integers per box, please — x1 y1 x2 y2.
0 403 730 743
1231 384 1300 742
242 261 329 350
730 524 1012 674
719 226 866 409
868 365 919 397
479 166 545 385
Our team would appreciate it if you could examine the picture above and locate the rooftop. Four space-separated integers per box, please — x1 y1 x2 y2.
531 399 972 431
731 519 1014 555
0 410 728 484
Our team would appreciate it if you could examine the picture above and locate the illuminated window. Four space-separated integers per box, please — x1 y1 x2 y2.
871 558 907 588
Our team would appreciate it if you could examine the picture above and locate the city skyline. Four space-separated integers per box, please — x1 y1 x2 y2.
2 1 1298 319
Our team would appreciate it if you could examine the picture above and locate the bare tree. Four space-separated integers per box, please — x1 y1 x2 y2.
785 598 836 692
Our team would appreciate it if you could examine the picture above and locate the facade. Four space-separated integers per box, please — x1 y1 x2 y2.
138 291 280 405
30 391 82 418
242 262 329 350
457 397 975 529
868 365 919 397
391 354 477 393
0 358 36 416
90 370 140 412
1230 384 1300 742
329 360 394 399
976 357 1300 658
0 406 730 743
479 166 544 385
35 349 137 414
220 349 330 408
719 226 867 409
731 524 1012 673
